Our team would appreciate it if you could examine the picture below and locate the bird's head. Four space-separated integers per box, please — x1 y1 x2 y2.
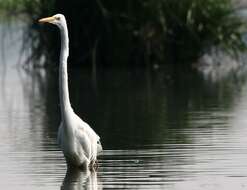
39 14 66 29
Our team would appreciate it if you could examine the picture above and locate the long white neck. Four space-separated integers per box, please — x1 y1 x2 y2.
59 22 72 120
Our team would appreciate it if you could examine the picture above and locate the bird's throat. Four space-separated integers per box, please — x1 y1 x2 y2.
59 25 72 120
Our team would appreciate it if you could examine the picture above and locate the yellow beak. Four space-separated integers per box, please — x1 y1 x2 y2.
38 16 56 23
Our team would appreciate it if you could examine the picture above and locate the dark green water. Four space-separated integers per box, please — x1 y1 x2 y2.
1 19 247 190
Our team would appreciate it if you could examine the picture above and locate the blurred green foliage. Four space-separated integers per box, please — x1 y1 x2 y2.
1 0 246 67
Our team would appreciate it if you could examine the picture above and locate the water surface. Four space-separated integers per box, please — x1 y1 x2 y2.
1 18 247 190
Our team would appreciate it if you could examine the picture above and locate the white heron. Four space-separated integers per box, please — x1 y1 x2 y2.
39 14 102 169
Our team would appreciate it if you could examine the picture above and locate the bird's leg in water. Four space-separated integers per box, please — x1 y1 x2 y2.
94 160 99 169
89 160 98 171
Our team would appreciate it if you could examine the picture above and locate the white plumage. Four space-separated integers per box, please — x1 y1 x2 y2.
39 14 102 168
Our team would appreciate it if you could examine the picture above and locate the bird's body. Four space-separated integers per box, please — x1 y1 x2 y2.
58 111 101 167
39 14 102 168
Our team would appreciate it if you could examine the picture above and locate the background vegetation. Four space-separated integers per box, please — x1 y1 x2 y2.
0 0 246 67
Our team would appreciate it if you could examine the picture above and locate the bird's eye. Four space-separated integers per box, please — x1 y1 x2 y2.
56 17 61 20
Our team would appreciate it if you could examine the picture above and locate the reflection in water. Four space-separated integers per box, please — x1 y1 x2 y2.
2 18 247 190
197 48 247 83
61 168 102 190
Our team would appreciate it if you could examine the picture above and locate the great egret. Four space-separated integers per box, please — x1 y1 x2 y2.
39 14 102 169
